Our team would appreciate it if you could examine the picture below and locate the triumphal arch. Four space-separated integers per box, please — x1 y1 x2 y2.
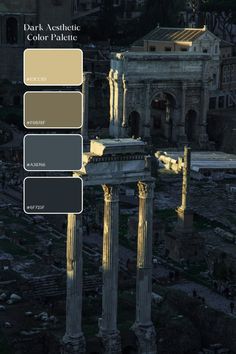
62 138 156 354
109 52 213 147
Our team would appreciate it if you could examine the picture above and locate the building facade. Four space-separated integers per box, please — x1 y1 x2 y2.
0 0 73 82
109 26 236 146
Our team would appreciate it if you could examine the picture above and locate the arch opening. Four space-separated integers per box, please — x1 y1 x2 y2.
128 111 140 138
150 92 176 143
6 17 18 44
185 109 198 142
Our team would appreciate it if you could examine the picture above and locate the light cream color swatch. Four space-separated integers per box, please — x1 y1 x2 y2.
24 49 83 86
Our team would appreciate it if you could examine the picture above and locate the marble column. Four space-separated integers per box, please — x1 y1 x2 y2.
62 214 86 353
98 185 121 354
111 78 123 138
82 72 90 141
133 182 157 354
177 146 193 232
109 72 115 135
121 78 128 137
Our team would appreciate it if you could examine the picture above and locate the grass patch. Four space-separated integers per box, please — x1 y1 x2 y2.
0 331 12 354
5 229 38 245
0 106 23 130
0 239 28 256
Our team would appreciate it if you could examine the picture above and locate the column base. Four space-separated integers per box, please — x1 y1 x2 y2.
132 323 157 354
98 328 122 354
121 124 129 138
198 132 209 149
109 122 119 138
177 134 188 148
62 334 86 354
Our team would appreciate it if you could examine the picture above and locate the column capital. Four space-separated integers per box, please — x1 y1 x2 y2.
137 181 154 199
102 184 119 203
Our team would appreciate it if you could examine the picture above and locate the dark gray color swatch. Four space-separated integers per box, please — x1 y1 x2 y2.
24 134 82 171
24 177 83 214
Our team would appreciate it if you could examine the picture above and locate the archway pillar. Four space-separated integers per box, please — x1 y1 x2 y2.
109 73 115 135
98 185 122 354
121 79 129 138
177 83 188 142
199 83 209 148
62 214 86 353
143 84 151 139
132 181 157 354
172 107 181 143
109 74 123 138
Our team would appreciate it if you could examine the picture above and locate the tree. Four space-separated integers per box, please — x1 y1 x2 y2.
200 0 236 41
138 0 186 35
98 0 118 40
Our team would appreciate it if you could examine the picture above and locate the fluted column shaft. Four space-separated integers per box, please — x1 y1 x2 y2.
133 182 156 354
181 146 191 211
99 185 121 354
62 214 85 353
136 182 154 325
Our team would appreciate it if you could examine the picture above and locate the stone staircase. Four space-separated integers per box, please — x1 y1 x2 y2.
23 273 102 299
84 274 102 293
23 274 66 299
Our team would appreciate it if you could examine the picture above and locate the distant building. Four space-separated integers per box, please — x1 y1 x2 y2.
131 25 236 110
132 25 220 55
73 0 147 23
0 0 73 83
109 26 236 147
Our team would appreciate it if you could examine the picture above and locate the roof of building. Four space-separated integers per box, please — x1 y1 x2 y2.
220 39 235 48
0 0 36 14
133 26 210 46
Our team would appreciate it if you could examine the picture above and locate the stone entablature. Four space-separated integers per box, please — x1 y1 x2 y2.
77 138 152 186
111 52 211 81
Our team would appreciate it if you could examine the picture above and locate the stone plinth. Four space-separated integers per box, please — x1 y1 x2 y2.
132 324 157 354
165 230 204 263
177 207 194 233
133 182 157 354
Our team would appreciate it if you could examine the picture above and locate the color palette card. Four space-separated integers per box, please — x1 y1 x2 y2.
24 177 83 214
24 49 83 86
24 134 83 171
24 91 83 129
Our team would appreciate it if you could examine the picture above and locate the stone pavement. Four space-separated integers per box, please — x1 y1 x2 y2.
169 281 236 317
